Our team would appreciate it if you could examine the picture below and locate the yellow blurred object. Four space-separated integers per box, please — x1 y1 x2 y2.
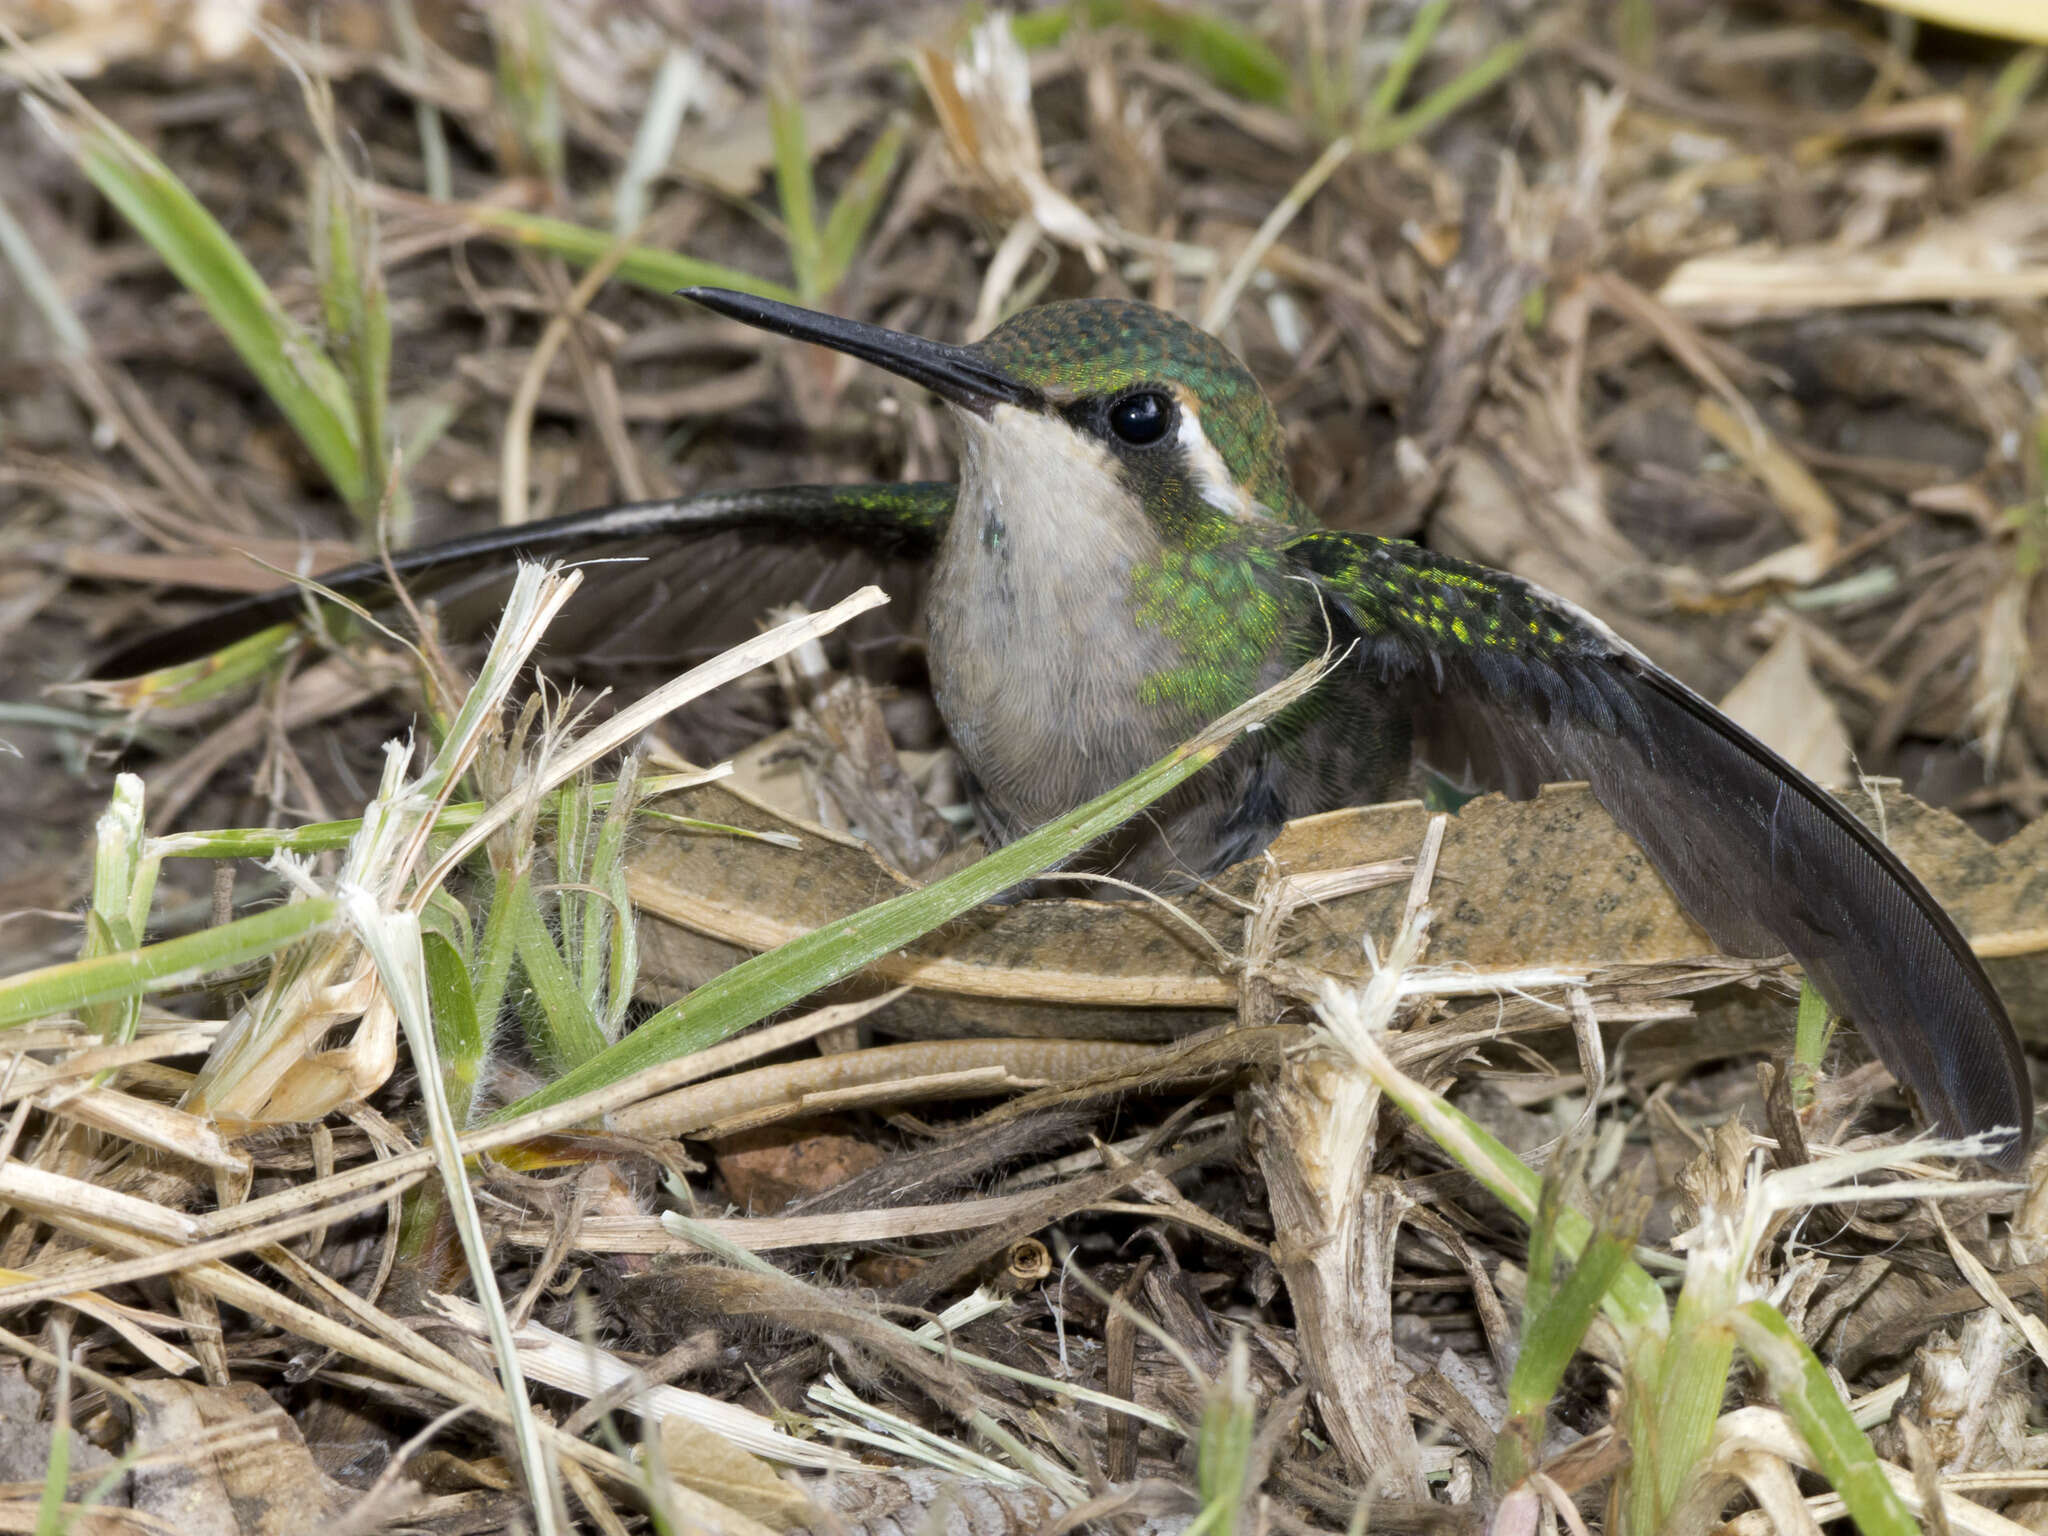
1862 0 2048 44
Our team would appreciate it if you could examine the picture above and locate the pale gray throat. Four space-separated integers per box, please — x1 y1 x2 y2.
923 405 1180 830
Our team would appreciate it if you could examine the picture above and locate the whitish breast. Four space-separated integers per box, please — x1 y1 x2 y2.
923 407 1183 837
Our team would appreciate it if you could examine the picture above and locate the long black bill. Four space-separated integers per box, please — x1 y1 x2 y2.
682 288 1037 415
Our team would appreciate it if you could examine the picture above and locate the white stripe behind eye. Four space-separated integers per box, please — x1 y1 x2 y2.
1174 397 1256 520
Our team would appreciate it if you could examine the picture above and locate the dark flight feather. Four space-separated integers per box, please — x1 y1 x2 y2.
91 482 955 680
1290 529 2032 1168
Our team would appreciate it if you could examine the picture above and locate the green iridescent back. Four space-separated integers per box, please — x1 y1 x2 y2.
974 300 1312 528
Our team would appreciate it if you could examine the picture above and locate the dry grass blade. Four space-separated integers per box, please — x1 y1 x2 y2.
429 1293 856 1470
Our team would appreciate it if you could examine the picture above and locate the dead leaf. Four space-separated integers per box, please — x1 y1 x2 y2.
656 1417 817 1531
913 12 1110 329
126 1379 351 1536
673 93 871 197
1719 629 1854 785
1660 165 2048 314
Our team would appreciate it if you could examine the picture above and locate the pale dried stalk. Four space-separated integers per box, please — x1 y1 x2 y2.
411 586 886 899
430 1293 856 1470
0 1175 421 1315
492 1180 1189 1255
618 1037 1162 1137
1246 997 1425 1497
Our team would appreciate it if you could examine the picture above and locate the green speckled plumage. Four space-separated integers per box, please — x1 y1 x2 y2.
1128 541 1291 714
1286 532 1584 658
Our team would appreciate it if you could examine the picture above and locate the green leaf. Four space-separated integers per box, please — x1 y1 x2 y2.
490 1 565 184
1730 1301 1919 1536
1513 1232 1631 1415
86 621 301 704
0 898 339 1030
313 151 400 531
1358 35 1530 153
473 862 522 1050
150 772 698 860
494 668 1312 1122
585 755 643 1036
455 204 800 303
33 1408 69 1536
1365 0 1449 123
1011 7 1076 49
1791 979 1833 1109
769 85 823 301
1351 1036 1667 1332
510 866 607 1075
424 929 486 1126
1084 0 1289 105
33 102 368 509
816 118 907 297
1496 1230 1631 1490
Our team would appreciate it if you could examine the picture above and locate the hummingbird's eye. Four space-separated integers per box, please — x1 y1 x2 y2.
1107 391 1173 446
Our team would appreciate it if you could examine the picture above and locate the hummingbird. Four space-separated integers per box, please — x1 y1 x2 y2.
99 288 2034 1164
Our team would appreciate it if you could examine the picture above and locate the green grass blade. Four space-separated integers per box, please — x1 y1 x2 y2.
83 621 302 704
0 179 90 356
1792 979 1833 1109
473 862 522 1048
26 100 367 509
1192 1340 1256 1536
1649 1273 1738 1526
1010 7 1076 49
510 867 607 1075
33 1400 69 1536
0 898 339 1030
586 755 642 1036
1729 1301 1919 1536
1360 36 1530 153
769 84 822 300
490 1 565 186
149 772 700 860
424 929 487 1127
1523 1169 1565 1326
616 46 697 235
386 0 451 199
816 118 907 297
1366 0 1450 123
1336 1011 1668 1332
1978 48 2046 156
1084 0 1289 105
313 152 401 532
82 775 159 1046
1509 1232 1632 1413
453 204 798 302
1495 1229 1632 1490
494 663 1322 1121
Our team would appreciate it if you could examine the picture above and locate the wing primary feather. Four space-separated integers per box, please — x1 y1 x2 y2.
90 482 955 679
1293 529 2032 1167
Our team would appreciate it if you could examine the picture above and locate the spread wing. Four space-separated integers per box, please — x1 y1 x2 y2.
1288 529 2032 1166
91 482 955 679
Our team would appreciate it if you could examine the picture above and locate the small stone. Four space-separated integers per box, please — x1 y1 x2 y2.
712 1122 886 1214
